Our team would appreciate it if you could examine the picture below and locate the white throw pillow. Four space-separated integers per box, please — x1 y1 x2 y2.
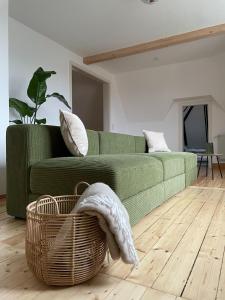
60 110 88 157
143 130 171 153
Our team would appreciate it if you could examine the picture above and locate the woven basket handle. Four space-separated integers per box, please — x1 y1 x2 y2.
74 181 90 196
35 195 60 215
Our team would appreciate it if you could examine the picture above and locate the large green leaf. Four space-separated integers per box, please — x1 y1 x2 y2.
10 119 23 124
9 98 35 117
34 118 46 125
27 67 56 105
46 93 71 109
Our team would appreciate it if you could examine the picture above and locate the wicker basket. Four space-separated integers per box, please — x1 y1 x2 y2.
26 182 107 286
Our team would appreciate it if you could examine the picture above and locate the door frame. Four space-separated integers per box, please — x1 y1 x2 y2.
69 61 111 131
177 96 213 151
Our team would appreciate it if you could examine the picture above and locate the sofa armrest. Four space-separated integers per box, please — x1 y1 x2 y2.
6 124 70 218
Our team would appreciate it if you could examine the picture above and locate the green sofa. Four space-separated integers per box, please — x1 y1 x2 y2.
6 125 197 225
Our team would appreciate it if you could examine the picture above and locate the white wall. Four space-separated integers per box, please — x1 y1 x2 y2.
9 18 114 125
113 53 225 152
0 0 9 194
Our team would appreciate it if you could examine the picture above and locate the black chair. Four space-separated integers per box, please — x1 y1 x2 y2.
198 142 223 179
205 142 214 154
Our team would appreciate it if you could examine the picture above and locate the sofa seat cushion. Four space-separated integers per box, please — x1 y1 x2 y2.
168 152 197 171
144 153 185 180
30 154 163 201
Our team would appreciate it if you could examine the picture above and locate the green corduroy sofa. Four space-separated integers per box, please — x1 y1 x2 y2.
6 125 197 225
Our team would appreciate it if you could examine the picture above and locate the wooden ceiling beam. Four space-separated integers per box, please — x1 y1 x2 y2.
83 23 225 65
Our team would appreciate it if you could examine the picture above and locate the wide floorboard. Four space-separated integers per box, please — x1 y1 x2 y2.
1 169 225 300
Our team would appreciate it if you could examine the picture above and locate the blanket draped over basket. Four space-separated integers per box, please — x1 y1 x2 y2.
74 182 139 267
26 181 138 286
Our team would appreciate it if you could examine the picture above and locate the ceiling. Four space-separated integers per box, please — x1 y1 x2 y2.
9 0 225 73
98 34 225 73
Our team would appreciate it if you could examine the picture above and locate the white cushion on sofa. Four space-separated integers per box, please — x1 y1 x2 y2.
143 130 171 153
60 110 88 157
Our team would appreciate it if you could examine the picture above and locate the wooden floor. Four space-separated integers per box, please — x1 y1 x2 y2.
1 168 225 300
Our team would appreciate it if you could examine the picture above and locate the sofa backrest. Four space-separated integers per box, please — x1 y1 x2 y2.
134 135 147 153
6 124 146 156
98 131 146 154
86 130 100 155
6 125 146 159
99 131 135 154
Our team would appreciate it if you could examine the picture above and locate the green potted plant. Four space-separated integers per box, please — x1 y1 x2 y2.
9 67 71 124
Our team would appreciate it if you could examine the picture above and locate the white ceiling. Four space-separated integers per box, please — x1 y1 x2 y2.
9 0 225 73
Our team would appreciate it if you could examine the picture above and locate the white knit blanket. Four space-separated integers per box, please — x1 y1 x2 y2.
74 183 139 266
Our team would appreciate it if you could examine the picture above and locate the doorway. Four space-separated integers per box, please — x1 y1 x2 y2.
72 67 104 131
183 104 209 153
